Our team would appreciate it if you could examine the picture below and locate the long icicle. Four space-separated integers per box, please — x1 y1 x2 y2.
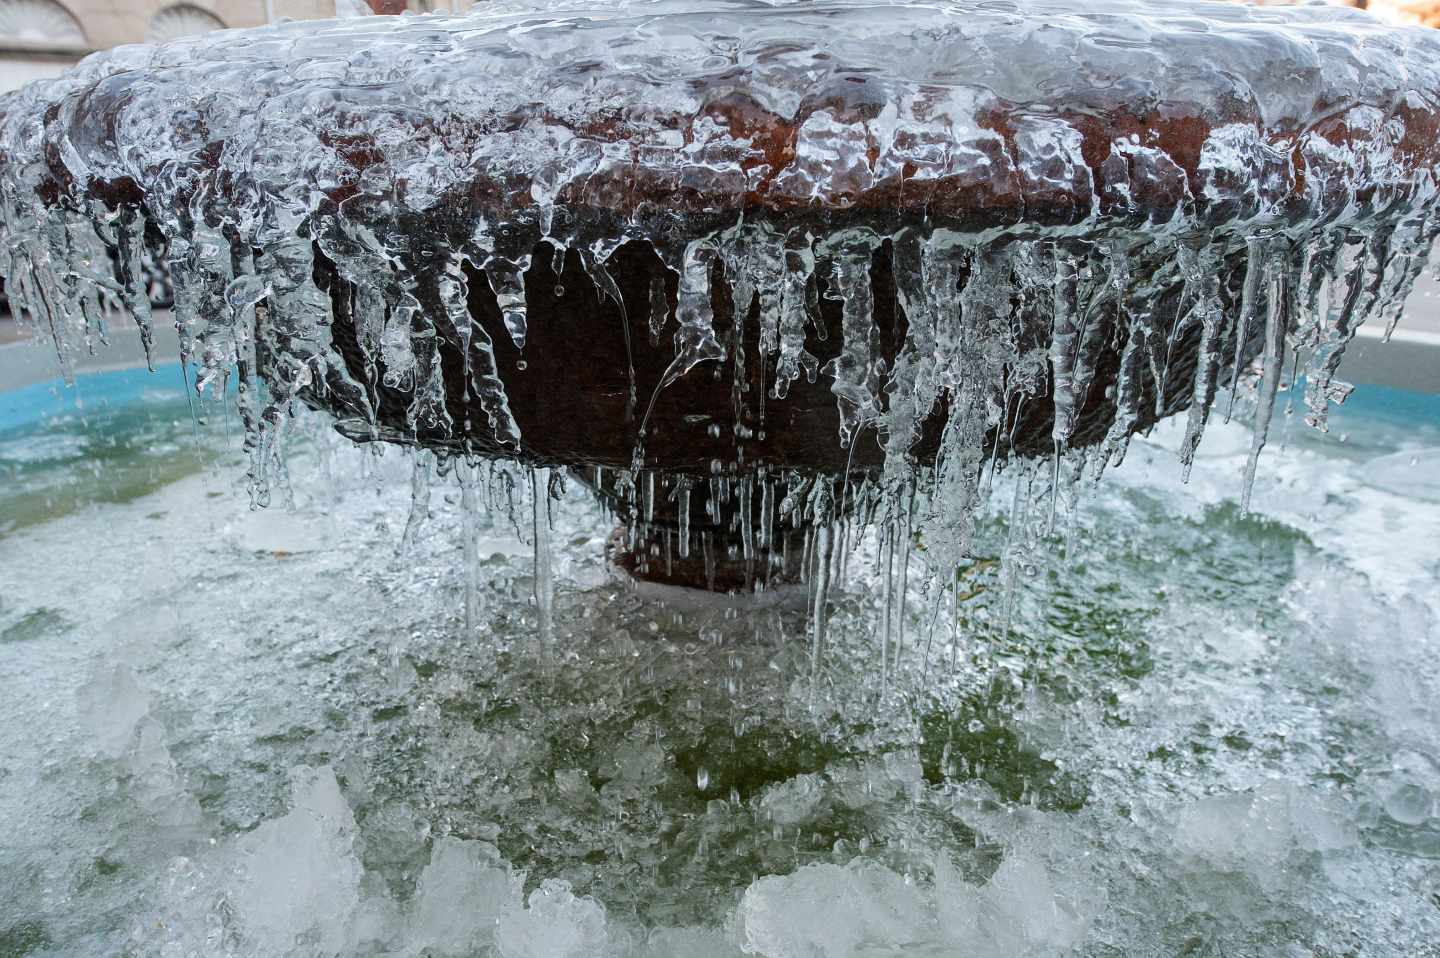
460 460 482 632
533 467 555 642
1241 252 1290 514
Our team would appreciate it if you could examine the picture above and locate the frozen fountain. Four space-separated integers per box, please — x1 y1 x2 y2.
5 0 1439 604
2 1 1440 955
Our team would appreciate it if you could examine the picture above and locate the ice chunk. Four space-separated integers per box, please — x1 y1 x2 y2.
495 879 609 958
78 664 150 758
362 800 430 872
634 927 744 958
127 717 204 832
756 772 826 827
410 837 521 956
735 860 930 956
229 765 362 954
1372 749 1440 827
1381 782 1433 827
934 852 1093 958
1175 782 1355 874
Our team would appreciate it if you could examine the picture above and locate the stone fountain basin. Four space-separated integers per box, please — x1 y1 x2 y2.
2 0 1436 482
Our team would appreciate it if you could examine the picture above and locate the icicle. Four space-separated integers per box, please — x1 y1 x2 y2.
820 234 881 448
587 251 637 422
949 575 964 673
448 256 521 447
738 476 754 563
754 232 786 358
773 237 819 399
884 231 944 484
999 463 1037 642
1224 237 1267 423
808 481 834 672
1098 258 1145 471
484 257 531 350
759 476 773 551
677 478 693 558
1304 229 1388 432
110 208 156 369
1177 242 1224 479
1066 245 1117 438
532 467 555 642
1049 246 1083 450
585 249 626 315
549 240 567 281
459 460 482 631
379 292 420 390
636 240 727 443
1242 251 1290 514
245 228 334 499
810 520 833 670
879 522 895 687
1377 212 1438 341
893 487 914 667
647 272 668 345
399 450 433 555
670 239 726 376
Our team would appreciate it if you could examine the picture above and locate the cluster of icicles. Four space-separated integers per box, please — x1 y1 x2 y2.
2 0 1440 650
9 170 1437 481
3 192 1439 645
6 206 1435 480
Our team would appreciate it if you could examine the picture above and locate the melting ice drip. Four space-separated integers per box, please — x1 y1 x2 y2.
2 0 1439 641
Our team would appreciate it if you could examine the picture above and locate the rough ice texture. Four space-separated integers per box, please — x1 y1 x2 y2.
78 663 151 758
735 852 1098 957
229 766 364 955
2 0 1439 542
409 837 520 955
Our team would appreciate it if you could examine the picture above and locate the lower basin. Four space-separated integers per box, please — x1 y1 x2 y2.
1 363 1438 956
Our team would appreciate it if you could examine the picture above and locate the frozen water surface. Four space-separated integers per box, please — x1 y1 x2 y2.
0 369 1438 956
